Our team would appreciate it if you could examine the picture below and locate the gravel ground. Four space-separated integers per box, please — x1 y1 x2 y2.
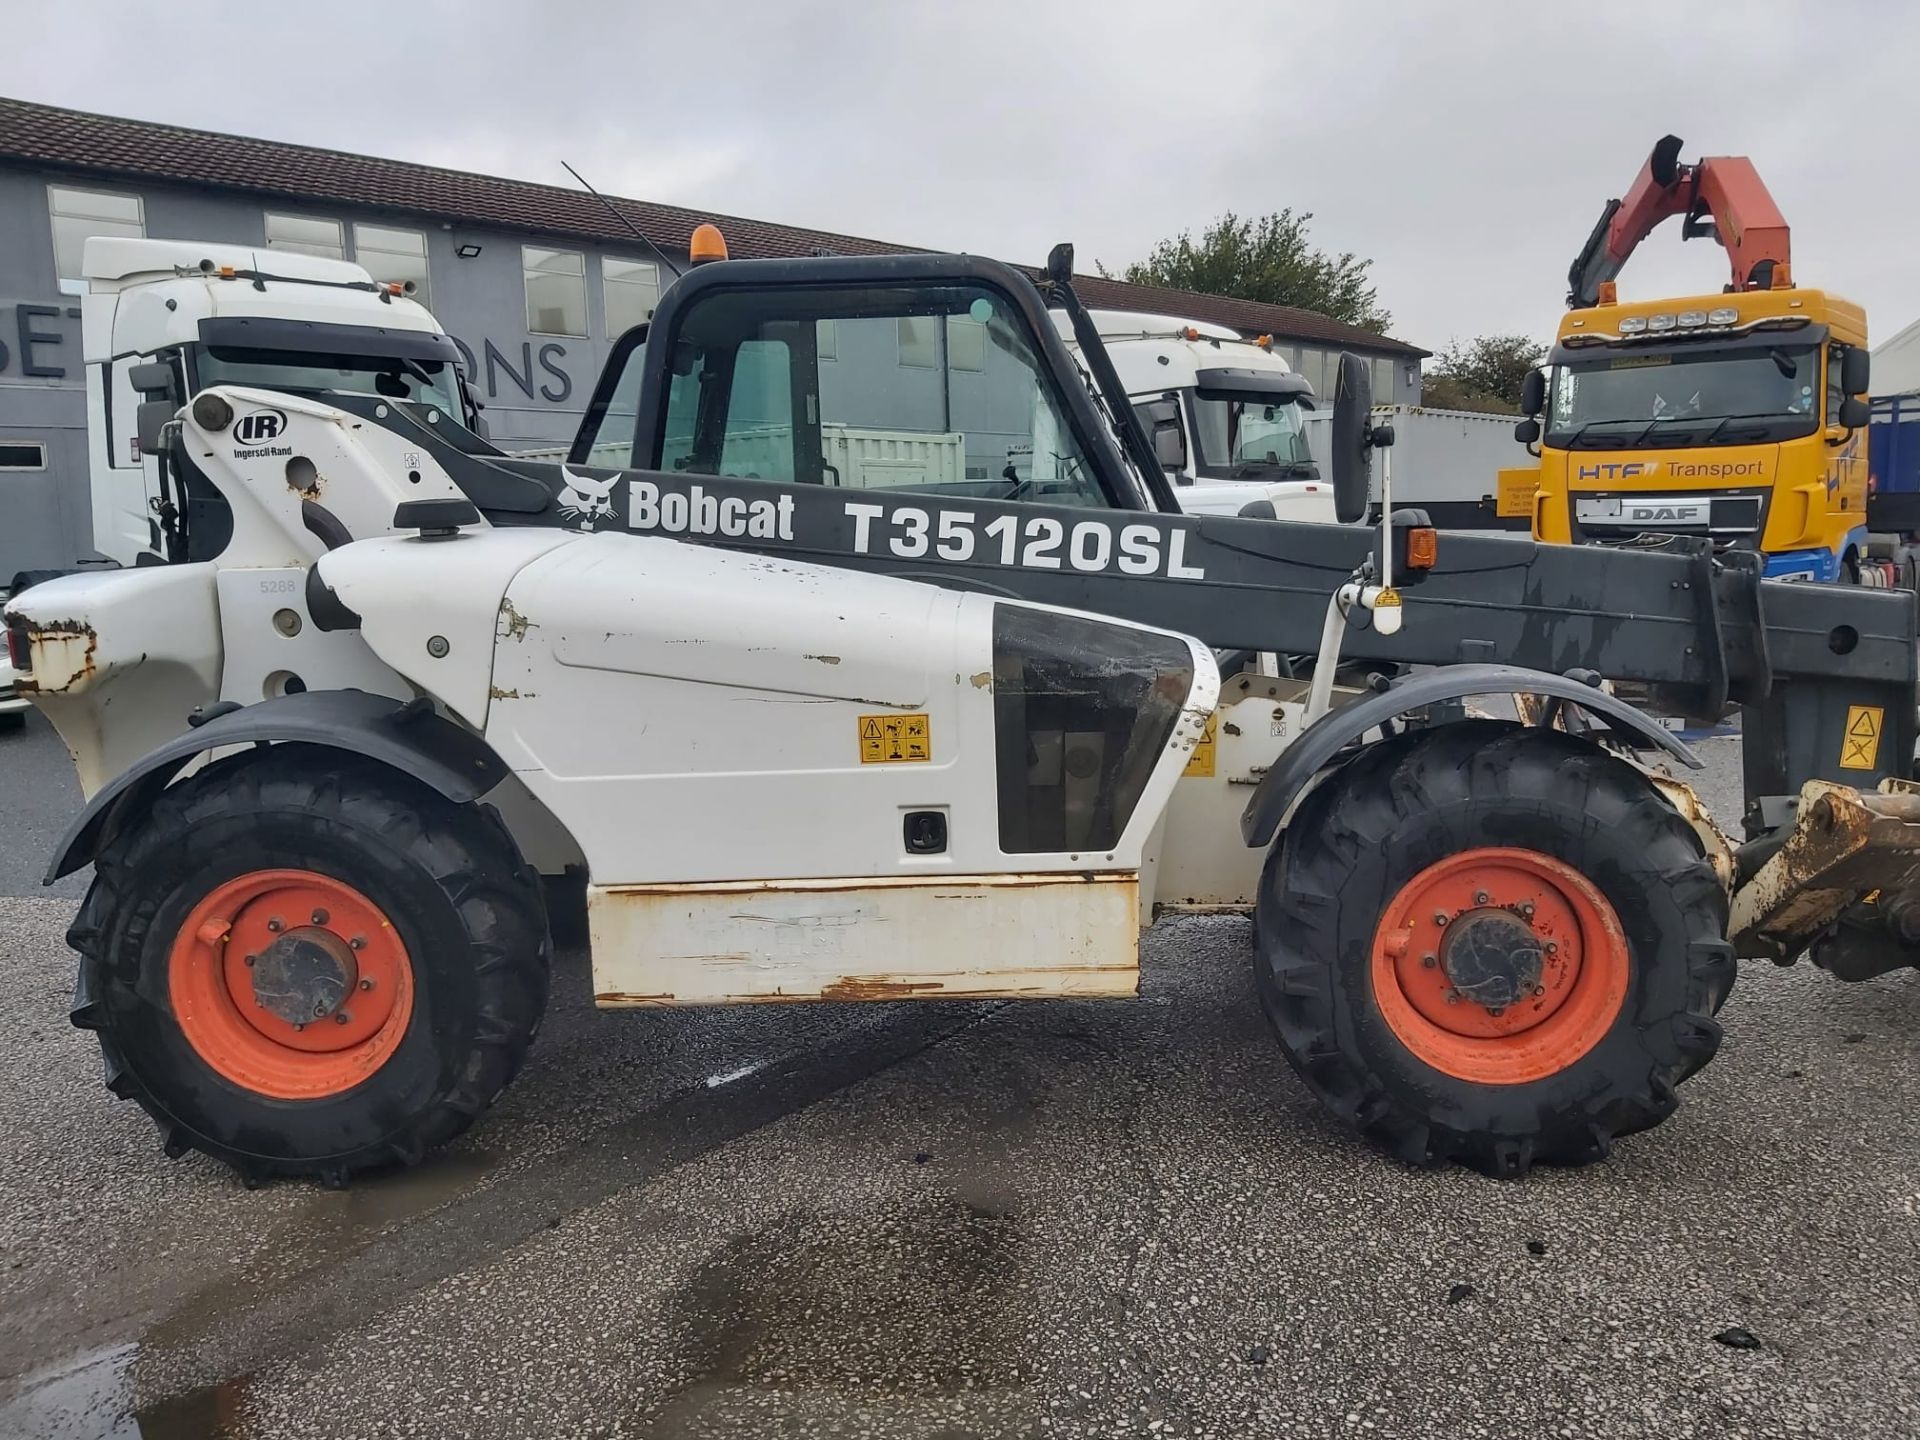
0 720 1916 1438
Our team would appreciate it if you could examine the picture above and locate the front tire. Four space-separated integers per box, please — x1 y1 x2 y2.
69 744 550 1185
1255 721 1733 1177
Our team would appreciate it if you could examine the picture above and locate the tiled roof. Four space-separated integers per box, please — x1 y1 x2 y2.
0 95 1425 357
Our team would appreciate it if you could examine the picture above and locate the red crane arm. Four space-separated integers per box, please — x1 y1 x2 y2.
1566 135 1792 309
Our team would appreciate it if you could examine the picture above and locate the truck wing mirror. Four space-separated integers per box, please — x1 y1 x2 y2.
1328 352 1374 524
1514 417 1542 444
1842 348 1871 397
136 399 177 455
1519 368 1546 416
1839 395 1870 430
128 361 177 400
1138 397 1187 472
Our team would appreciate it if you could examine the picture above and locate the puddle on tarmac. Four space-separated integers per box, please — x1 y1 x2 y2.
0 1343 251 1439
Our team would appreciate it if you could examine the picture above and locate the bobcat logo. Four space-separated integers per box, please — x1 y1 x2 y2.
557 465 622 530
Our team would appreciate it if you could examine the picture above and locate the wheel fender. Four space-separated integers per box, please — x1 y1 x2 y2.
1239 664 1700 848
46 689 509 882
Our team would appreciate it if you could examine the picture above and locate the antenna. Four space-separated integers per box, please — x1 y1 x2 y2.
562 161 685 280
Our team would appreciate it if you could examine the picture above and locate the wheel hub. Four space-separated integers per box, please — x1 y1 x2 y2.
250 927 358 1026
168 869 415 1100
1440 908 1545 1010
1368 847 1632 1086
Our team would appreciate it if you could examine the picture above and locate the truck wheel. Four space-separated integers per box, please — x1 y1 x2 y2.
68 744 549 1185
1255 720 1733 1178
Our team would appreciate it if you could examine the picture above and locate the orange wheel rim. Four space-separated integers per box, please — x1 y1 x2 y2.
1370 847 1629 1085
167 869 415 1100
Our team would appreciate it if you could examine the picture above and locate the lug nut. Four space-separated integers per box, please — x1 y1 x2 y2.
1444 990 1460 1005
1420 954 1437 970
1520 902 1534 918
311 908 329 925
1474 890 1490 906
349 936 366 950
358 977 374 991
1532 985 1546 998
1434 913 1449 927
267 917 284 933
243 954 257 968
1545 941 1559 955
293 1022 304 1031
1488 1006 1505 1018
334 1011 351 1025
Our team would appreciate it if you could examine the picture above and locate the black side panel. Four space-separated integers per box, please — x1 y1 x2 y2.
47 691 507 881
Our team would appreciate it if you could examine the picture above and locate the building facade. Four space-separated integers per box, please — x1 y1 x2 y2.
0 96 1427 579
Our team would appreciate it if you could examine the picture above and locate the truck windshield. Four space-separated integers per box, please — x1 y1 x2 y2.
1548 345 1819 447
1188 395 1316 476
196 345 469 422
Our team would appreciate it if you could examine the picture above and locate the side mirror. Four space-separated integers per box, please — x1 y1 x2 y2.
1839 395 1870 429
1045 242 1075 286
1138 397 1187 472
1842 348 1871 397
1519 368 1546 416
1328 352 1373 523
1514 417 1542 444
128 361 178 399
136 399 176 455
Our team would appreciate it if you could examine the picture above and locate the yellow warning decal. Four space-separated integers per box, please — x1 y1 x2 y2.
859 713 931 764
1840 705 1884 771
1184 712 1217 778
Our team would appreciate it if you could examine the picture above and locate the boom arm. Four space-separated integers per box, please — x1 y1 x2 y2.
1566 134 1793 308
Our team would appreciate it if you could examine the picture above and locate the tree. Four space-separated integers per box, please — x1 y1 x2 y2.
1424 334 1547 413
1104 210 1392 333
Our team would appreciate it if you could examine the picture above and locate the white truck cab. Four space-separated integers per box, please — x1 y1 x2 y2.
1055 309 1335 522
80 237 481 567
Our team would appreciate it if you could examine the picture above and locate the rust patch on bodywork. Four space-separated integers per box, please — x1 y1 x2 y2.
1647 771 1736 890
819 975 947 1001
803 653 842 666
1730 780 1920 960
488 686 533 700
15 618 99 694
969 671 993 689
497 597 537 642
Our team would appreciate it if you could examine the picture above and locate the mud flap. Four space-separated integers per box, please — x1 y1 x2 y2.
1728 779 1920 964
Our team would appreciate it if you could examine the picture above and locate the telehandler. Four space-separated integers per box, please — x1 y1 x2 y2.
7 232 1919 1187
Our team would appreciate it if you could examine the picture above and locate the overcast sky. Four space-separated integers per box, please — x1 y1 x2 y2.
7 1 1917 354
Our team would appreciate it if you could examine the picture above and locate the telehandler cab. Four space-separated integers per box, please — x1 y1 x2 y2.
6 236 1919 1187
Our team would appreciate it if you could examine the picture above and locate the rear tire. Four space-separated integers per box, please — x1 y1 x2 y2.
69 744 549 1185
1255 721 1733 1177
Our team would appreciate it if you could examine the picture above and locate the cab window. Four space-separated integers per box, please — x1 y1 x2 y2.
652 282 1111 507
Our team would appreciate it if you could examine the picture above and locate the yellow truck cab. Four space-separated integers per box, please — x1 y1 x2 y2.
1530 286 1873 582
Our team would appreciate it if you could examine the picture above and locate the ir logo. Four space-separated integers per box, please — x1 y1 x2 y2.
235 410 287 444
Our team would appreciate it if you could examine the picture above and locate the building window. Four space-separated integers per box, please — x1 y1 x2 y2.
0 440 48 470
265 213 345 260
897 315 937 368
1371 356 1395 405
1295 346 1327 396
601 257 659 339
48 185 144 288
524 246 587 337
354 224 431 306
947 316 986 372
